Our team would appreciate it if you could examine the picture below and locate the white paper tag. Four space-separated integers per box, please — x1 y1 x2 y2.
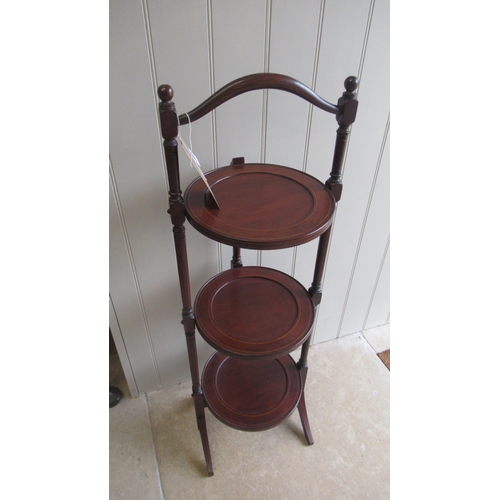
177 135 220 209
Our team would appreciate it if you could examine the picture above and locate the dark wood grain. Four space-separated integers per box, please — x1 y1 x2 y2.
184 163 336 250
230 247 243 268
297 391 314 445
178 73 341 125
308 225 333 308
202 352 302 432
326 76 359 201
194 266 315 360
157 73 360 476
158 84 214 476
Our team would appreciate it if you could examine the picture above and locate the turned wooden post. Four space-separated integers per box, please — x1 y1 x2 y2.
155 73 360 468
303 76 359 355
299 76 359 369
229 157 245 268
157 84 214 476
231 247 243 268
296 78 358 444
296 224 333 446
326 76 359 201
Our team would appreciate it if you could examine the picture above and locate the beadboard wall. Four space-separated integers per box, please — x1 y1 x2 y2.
110 0 389 395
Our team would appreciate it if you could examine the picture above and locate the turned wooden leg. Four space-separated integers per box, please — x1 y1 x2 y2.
193 392 214 476
297 336 314 445
171 212 214 476
295 225 333 446
184 328 214 477
231 247 243 268
297 389 314 445
160 97 215 476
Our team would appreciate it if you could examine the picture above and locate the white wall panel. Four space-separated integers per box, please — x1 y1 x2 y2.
260 0 323 275
148 0 215 183
294 0 372 301
210 0 268 270
365 241 390 329
110 0 200 391
148 0 220 371
110 0 390 393
109 296 139 398
109 170 158 393
313 0 389 343
265 0 323 167
211 0 267 165
339 124 390 335
303 0 372 182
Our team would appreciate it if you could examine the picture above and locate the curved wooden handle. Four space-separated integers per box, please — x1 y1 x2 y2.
178 73 342 125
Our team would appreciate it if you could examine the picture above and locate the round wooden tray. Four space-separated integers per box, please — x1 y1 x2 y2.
202 352 302 432
184 163 336 250
194 266 315 360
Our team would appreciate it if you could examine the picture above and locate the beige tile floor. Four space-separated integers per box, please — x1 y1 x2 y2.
110 325 389 500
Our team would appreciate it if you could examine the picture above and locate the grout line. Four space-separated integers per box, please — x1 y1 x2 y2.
358 330 389 370
359 328 389 356
359 329 378 355
360 322 391 349
145 394 166 500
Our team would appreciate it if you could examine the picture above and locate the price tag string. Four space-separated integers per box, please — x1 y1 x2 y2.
177 113 220 209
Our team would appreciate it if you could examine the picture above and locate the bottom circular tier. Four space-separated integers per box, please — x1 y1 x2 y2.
202 352 302 431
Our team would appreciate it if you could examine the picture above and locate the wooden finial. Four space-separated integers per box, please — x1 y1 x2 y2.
344 76 359 93
158 84 174 102
328 75 360 199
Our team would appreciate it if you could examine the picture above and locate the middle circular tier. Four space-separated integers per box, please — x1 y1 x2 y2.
194 266 315 360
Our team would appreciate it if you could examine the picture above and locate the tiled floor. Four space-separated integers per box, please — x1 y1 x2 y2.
110 324 389 499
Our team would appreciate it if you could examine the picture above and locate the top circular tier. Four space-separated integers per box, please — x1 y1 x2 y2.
184 163 336 250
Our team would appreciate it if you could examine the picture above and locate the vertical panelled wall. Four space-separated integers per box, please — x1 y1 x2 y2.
110 0 389 394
